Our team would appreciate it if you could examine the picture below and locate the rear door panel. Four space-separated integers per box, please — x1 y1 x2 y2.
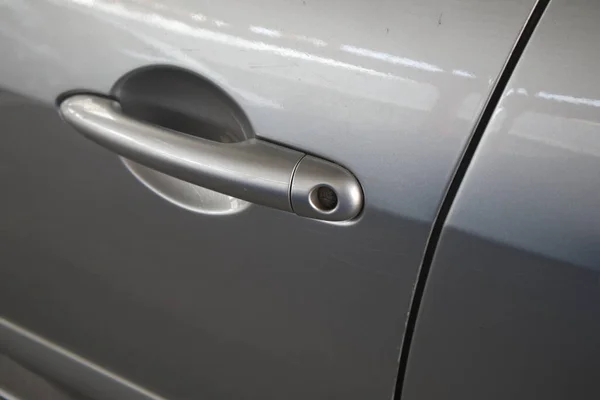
402 1 600 399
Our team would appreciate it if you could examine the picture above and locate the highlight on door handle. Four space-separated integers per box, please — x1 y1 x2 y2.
59 94 363 221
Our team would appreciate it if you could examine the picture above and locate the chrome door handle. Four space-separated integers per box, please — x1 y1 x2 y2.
60 94 363 221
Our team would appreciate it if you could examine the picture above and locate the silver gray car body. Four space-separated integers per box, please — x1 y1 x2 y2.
1 0 598 399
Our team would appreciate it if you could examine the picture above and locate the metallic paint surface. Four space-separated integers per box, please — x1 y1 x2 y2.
0 0 535 399
402 0 600 399
0 0 536 220
121 158 253 215
60 95 305 214
61 94 363 221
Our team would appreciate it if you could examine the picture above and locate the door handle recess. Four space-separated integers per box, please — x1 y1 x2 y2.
59 95 363 221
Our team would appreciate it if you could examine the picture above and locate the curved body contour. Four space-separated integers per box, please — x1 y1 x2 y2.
403 1 600 399
2 1 585 400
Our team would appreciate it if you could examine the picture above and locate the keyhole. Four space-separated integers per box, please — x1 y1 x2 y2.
311 186 338 212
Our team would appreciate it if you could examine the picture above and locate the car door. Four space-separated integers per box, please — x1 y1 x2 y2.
0 1 537 399
401 1 600 399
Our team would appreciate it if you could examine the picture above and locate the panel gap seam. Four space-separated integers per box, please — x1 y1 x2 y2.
392 1 552 398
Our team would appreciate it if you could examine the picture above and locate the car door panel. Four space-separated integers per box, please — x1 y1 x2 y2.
401 1 600 399
0 1 537 399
